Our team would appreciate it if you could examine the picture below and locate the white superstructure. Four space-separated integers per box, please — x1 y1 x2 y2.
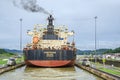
27 24 74 50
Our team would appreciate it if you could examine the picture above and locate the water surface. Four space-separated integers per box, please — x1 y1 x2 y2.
0 66 103 80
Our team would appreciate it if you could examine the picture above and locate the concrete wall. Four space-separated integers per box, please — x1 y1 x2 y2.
75 62 120 80
0 62 25 74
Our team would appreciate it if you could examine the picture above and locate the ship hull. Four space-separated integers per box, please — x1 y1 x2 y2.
25 60 75 67
23 49 76 67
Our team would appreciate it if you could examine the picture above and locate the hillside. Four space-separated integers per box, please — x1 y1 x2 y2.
0 49 7 54
4 49 22 54
104 47 120 54
76 49 110 55
0 49 15 59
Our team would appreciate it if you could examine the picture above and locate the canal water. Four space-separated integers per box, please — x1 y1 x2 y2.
0 66 103 80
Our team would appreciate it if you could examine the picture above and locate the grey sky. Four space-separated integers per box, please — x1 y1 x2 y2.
0 0 120 50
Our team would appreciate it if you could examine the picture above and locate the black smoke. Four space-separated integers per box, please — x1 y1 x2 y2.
13 0 50 15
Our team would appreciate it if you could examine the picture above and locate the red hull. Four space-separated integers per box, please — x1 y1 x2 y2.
25 60 75 67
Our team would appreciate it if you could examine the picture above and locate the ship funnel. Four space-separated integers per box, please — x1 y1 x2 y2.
47 15 54 26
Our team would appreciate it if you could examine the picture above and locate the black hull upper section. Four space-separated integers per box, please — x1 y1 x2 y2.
23 49 76 61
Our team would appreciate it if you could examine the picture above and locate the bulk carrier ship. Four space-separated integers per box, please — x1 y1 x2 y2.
23 15 76 67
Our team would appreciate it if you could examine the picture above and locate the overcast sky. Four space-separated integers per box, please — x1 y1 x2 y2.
0 0 120 50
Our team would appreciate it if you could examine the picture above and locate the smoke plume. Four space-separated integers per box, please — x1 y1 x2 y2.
13 0 50 15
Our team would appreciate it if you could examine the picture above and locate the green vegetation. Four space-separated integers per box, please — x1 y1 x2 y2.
16 56 24 64
0 53 15 58
104 47 120 54
0 48 24 65
0 59 7 65
77 47 120 55
0 49 6 54
77 49 110 55
0 48 15 59
99 68 120 76
90 62 120 77
0 57 24 65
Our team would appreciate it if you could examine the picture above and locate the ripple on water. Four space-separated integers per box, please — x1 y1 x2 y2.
0 66 103 80
23 66 78 80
